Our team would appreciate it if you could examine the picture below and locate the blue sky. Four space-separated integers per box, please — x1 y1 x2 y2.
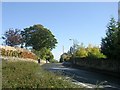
1 2 118 60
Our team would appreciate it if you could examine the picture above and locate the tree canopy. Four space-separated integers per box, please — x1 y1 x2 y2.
22 24 58 50
2 24 58 61
32 47 54 61
101 18 120 60
2 29 23 46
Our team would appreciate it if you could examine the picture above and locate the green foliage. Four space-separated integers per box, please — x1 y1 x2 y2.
2 24 57 60
22 24 57 50
114 22 120 60
59 56 64 63
59 53 72 62
75 44 87 58
87 45 106 59
101 18 120 60
50 59 58 63
74 44 106 59
45 49 54 62
60 43 106 62
2 60 80 88
32 47 54 61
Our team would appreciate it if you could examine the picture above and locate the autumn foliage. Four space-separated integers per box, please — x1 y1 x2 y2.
0 46 37 60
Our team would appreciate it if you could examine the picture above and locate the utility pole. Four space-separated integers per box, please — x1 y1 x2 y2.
69 38 75 64
62 45 64 53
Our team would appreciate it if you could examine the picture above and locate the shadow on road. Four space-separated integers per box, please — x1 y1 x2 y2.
42 63 120 89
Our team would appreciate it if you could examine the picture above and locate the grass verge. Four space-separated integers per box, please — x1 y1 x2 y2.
2 59 81 88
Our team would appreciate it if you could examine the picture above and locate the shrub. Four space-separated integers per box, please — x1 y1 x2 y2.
1 48 6 56
75 47 88 58
87 46 106 59
59 53 71 62
50 59 58 63
0 46 37 60
74 45 106 59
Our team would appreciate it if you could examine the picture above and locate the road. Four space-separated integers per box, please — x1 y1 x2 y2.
42 63 120 89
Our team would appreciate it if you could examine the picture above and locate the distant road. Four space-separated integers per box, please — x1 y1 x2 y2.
42 63 120 89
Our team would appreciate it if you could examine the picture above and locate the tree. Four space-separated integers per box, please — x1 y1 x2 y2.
112 22 120 60
32 47 54 61
59 53 71 62
74 43 88 58
22 24 57 50
69 39 79 55
87 45 106 59
101 18 119 60
2 29 23 46
74 43 106 59
45 49 54 62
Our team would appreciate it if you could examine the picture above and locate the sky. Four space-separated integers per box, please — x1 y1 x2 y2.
1 2 118 60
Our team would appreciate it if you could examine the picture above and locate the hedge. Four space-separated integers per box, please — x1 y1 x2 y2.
0 46 37 60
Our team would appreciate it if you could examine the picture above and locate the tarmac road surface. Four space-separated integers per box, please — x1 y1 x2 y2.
42 63 120 89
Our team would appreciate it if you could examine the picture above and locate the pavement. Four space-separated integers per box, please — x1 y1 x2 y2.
42 63 120 89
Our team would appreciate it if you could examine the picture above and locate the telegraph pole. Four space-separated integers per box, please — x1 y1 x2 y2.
62 45 64 53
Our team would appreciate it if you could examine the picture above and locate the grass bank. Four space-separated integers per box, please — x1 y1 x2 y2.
2 59 81 88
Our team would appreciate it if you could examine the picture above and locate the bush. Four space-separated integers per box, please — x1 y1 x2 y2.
1 48 6 56
0 46 37 60
74 44 106 59
87 46 106 59
75 47 88 58
59 53 71 62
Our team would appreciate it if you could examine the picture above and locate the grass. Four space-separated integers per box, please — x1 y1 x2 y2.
2 59 81 88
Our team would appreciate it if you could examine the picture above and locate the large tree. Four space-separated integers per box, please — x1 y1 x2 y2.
2 29 23 46
113 22 120 60
22 24 57 50
101 18 120 60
